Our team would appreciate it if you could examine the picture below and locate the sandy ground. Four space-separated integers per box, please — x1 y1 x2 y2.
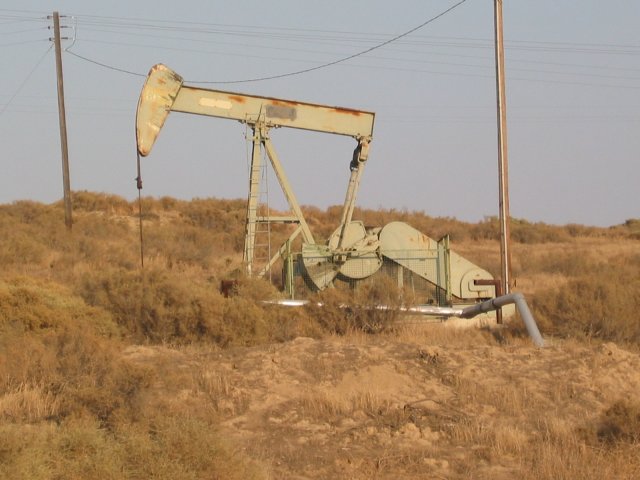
124 329 640 479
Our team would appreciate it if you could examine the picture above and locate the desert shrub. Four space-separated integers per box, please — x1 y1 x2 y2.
0 277 153 430
0 415 266 480
219 296 271 346
522 422 640 480
70 191 133 215
518 250 603 277
50 330 153 426
177 197 245 230
565 223 605 238
308 276 403 334
144 222 220 267
621 218 640 239
0 230 48 267
605 219 640 240
77 267 225 343
0 333 118 433
531 257 640 343
0 277 120 337
471 216 500 241
511 219 571 243
305 287 353 335
76 268 316 346
0 275 264 479
0 200 59 226
593 400 640 445
215 276 324 345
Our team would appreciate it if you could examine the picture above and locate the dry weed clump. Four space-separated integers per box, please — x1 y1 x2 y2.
77 267 225 343
0 415 267 480
70 190 134 215
439 374 640 479
298 390 410 432
307 276 405 335
531 255 640 343
77 267 319 346
0 276 266 480
0 277 120 337
518 407 640 480
589 399 640 445
0 278 150 427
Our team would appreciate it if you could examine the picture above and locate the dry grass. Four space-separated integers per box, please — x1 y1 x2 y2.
1 192 639 479
0 416 267 480
0 383 62 423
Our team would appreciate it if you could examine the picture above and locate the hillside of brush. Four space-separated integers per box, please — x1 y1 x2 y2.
1 191 639 479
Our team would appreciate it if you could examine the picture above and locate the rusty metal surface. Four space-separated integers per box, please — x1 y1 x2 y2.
136 63 376 280
172 85 375 138
137 65 374 141
136 64 183 156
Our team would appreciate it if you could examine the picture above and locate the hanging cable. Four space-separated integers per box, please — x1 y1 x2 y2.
66 49 146 77
135 150 145 268
189 0 469 84
64 0 469 84
0 43 52 116
135 140 147 331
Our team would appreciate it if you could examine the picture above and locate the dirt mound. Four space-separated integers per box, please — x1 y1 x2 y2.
124 333 640 479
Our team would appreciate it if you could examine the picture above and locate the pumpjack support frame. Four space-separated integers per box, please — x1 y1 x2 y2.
136 64 375 277
135 64 498 308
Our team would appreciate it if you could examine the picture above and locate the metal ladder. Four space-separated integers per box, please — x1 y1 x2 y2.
252 156 273 281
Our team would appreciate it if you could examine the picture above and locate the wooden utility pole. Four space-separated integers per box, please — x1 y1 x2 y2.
52 11 73 231
494 0 511 294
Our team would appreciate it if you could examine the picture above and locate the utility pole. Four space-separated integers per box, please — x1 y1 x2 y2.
494 0 512 295
51 11 73 231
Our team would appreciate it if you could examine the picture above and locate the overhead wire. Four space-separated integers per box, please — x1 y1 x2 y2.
68 17 640 56
59 11 640 53
59 9 640 89
0 38 49 47
0 27 48 34
66 49 146 77
70 28 640 76
65 0 470 84
0 43 53 116
3 5 638 117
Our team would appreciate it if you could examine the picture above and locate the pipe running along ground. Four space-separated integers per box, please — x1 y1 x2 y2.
264 292 544 347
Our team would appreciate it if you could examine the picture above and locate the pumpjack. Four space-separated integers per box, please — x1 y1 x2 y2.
136 64 497 307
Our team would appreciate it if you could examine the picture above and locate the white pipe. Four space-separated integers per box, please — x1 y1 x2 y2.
460 293 544 347
262 293 544 348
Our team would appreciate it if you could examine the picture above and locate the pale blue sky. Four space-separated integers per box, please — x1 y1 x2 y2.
1 1 638 227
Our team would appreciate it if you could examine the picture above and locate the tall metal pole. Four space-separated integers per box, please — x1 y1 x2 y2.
494 0 511 294
53 11 73 231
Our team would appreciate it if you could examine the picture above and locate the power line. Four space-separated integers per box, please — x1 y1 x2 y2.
0 44 52 116
0 38 48 47
59 11 640 52
66 49 146 77
69 30 640 75
0 27 47 35
75 35 640 84
69 15 640 56
65 43 640 91
66 0 470 84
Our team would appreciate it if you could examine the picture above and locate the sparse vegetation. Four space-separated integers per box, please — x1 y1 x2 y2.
1 192 639 479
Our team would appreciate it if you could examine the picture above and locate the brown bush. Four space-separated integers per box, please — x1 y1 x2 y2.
595 400 640 445
307 275 404 334
70 191 134 215
531 256 640 343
